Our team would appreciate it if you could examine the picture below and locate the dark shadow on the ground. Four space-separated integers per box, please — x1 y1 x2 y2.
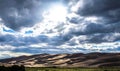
0 65 25 71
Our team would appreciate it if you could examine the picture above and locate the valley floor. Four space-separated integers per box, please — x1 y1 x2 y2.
25 67 120 71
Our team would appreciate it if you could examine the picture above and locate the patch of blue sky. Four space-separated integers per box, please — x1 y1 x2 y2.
3 27 15 33
25 30 33 34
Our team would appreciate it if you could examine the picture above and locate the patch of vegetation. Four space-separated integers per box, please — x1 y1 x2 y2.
0 65 25 71
25 67 120 71
0 66 120 71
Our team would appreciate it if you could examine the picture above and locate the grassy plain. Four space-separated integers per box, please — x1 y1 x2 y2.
25 67 120 71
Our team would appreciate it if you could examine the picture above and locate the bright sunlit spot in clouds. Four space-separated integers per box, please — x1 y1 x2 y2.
43 4 68 22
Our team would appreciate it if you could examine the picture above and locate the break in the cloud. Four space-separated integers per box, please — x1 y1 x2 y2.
0 0 120 59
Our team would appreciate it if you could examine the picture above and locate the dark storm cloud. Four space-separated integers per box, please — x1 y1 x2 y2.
49 34 72 46
74 0 120 25
77 0 120 27
73 0 120 25
67 0 120 24
84 22 120 34
77 0 120 16
0 35 49 47
68 17 83 24
86 33 120 43
0 35 15 42
66 21 120 44
65 0 120 43
85 34 113 43
0 33 70 48
0 0 41 30
0 0 66 31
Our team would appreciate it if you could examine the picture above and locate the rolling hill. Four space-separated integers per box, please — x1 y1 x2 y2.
0 53 120 67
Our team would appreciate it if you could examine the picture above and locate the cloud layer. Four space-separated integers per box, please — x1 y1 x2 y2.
0 0 120 59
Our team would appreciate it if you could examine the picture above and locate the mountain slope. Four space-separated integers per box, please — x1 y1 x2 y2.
0 53 120 67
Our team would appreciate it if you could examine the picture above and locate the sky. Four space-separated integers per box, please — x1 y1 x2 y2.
0 0 120 59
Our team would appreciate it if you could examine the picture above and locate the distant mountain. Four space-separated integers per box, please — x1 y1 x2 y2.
0 53 120 67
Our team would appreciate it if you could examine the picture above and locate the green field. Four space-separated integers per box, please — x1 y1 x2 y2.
1 66 120 71
25 67 120 71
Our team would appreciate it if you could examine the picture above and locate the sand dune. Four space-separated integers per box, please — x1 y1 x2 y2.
0 53 120 67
